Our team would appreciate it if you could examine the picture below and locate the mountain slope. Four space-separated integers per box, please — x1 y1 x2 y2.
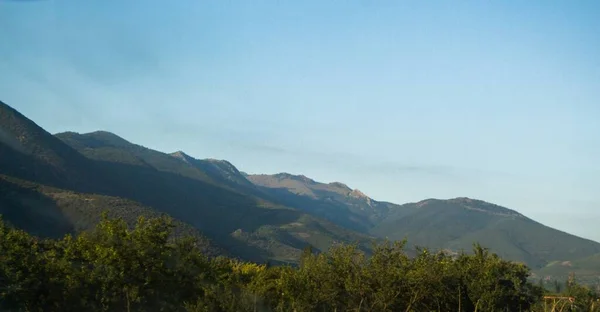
534 252 600 285
52 131 376 262
2 100 599 277
371 198 600 268
55 131 215 183
217 172 600 272
0 174 221 256
170 151 257 190
0 101 375 264
0 101 100 191
245 173 398 232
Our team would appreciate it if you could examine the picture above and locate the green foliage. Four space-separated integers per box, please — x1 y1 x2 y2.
3 215 584 311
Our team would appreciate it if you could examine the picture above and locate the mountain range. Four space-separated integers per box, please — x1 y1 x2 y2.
1 100 599 283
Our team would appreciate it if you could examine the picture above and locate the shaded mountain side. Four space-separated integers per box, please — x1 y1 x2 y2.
53 131 303 236
168 151 369 230
245 173 399 232
0 141 76 190
55 131 215 184
53 131 377 261
0 101 87 168
86 157 377 262
0 174 221 257
171 151 256 189
0 101 376 264
0 175 75 238
168 151 381 234
0 101 105 192
64 154 376 262
371 198 600 269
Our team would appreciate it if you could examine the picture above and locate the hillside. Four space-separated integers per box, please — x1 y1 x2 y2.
171 151 256 189
0 100 377 264
2 99 599 278
246 173 398 232
52 130 376 262
534 252 600 285
371 198 600 269
0 101 101 191
247 173 600 271
0 174 222 256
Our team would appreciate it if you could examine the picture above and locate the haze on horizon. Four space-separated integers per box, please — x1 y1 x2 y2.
0 1 599 242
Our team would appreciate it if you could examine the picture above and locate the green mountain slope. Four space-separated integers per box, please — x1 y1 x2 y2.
245 173 600 274
371 198 600 268
534 253 600 285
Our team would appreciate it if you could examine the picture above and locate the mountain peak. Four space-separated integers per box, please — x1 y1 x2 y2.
349 189 374 207
449 197 480 203
328 182 351 191
414 197 524 218
0 100 85 166
273 172 316 184
349 189 368 199
84 131 132 147
171 151 193 162
204 158 231 164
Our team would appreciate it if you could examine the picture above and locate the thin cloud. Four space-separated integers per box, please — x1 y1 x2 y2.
236 142 458 177
240 143 290 154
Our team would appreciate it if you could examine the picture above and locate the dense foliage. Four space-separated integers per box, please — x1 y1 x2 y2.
2 215 598 311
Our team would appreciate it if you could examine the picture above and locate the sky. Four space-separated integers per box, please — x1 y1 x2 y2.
1 0 599 242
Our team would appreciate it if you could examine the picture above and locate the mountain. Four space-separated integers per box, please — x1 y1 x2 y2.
0 102 99 191
245 173 398 232
247 173 600 272
2 99 599 280
1 100 376 264
55 131 214 183
170 151 256 190
371 197 600 269
50 123 376 262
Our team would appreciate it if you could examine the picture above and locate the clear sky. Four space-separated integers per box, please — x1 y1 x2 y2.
1 1 599 242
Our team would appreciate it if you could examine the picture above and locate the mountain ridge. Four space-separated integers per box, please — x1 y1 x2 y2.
1 100 599 281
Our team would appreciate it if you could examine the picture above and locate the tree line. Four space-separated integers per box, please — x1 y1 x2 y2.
1 214 598 312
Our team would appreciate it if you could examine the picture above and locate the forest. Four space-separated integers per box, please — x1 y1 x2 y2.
1 214 598 312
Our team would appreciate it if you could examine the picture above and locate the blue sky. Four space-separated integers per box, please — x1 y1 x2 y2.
1 0 599 241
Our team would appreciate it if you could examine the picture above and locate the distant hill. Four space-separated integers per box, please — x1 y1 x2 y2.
370 198 600 268
245 173 600 272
